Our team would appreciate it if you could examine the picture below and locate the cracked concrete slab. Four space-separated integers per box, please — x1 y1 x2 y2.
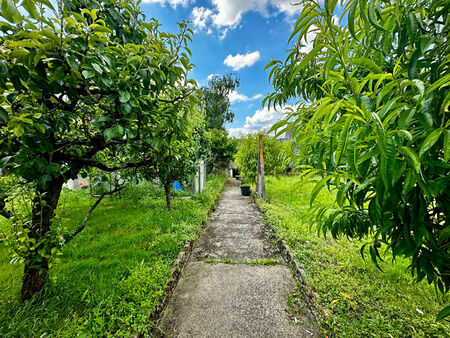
157 179 317 337
158 262 315 338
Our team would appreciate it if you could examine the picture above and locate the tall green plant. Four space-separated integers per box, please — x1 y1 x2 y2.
235 133 292 183
266 0 449 318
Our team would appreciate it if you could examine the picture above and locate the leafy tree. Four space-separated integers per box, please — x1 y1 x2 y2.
148 103 206 210
201 73 239 130
235 133 291 183
205 129 238 173
266 0 449 317
0 0 196 300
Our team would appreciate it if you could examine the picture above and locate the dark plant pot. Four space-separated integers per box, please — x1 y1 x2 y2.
240 185 251 196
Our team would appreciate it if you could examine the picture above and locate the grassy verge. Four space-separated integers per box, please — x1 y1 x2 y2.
256 175 449 337
0 175 226 337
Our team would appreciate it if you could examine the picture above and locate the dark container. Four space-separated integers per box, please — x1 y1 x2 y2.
240 186 251 196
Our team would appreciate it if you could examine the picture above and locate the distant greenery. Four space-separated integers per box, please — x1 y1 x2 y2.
0 175 226 337
201 73 240 130
257 175 450 337
234 133 292 183
205 129 238 173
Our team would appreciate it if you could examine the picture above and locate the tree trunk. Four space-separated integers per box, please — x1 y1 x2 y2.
163 181 172 211
21 258 49 301
21 176 64 302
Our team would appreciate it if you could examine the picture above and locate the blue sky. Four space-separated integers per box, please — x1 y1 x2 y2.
139 0 308 137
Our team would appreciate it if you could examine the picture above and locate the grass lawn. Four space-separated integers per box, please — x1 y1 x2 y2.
0 175 226 337
257 175 449 337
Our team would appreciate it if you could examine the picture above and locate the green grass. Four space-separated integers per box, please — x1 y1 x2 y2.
0 175 226 337
257 175 449 337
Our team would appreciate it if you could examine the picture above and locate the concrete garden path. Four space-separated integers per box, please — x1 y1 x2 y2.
157 179 316 337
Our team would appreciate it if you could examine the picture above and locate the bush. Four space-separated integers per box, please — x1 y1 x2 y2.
205 129 238 173
234 133 292 183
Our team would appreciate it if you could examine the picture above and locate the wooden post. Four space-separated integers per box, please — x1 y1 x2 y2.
257 134 266 200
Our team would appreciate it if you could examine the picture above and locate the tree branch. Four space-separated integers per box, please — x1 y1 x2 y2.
64 185 125 244
157 88 195 104
61 156 155 172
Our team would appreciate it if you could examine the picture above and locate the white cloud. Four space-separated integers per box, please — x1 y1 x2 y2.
191 7 213 31
270 0 301 16
207 73 218 81
299 25 318 54
210 0 266 28
228 127 251 138
143 0 191 8
228 104 295 137
229 90 263 104
191 0 302 38
224 51 260 70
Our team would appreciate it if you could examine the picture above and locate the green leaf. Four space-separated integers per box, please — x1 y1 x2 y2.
444 129 450 162
291 43 324 81
377 97 399 121
402 169 415 198
354 177 377 195
324 53 337 80
406 12 417 43
372 113 387 157
408 49 421 79
310 175 334 207
35 123 46 134
65 56 79 71
13 124 24 137
1 0 22 23
380 136 396 188
0 106 8 122
436 305 450 321
93 25 113 34
0 59 8 75
441 90 450 112
37 0 55 11
419 128 443 158
376 81 397 108
352 58 382 74
119 90 131 103
425 75 450 95
82 70 95 79
399 146 421 174
348 0 358 40
368 0 385 31
104 128 114 142
41 30 60 44
369 245 383 271
335 115 354 166
91 63 103 74
22 0 39 19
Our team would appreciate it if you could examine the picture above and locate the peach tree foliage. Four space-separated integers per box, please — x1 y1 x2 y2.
0 0 197 300
265 0 449 319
